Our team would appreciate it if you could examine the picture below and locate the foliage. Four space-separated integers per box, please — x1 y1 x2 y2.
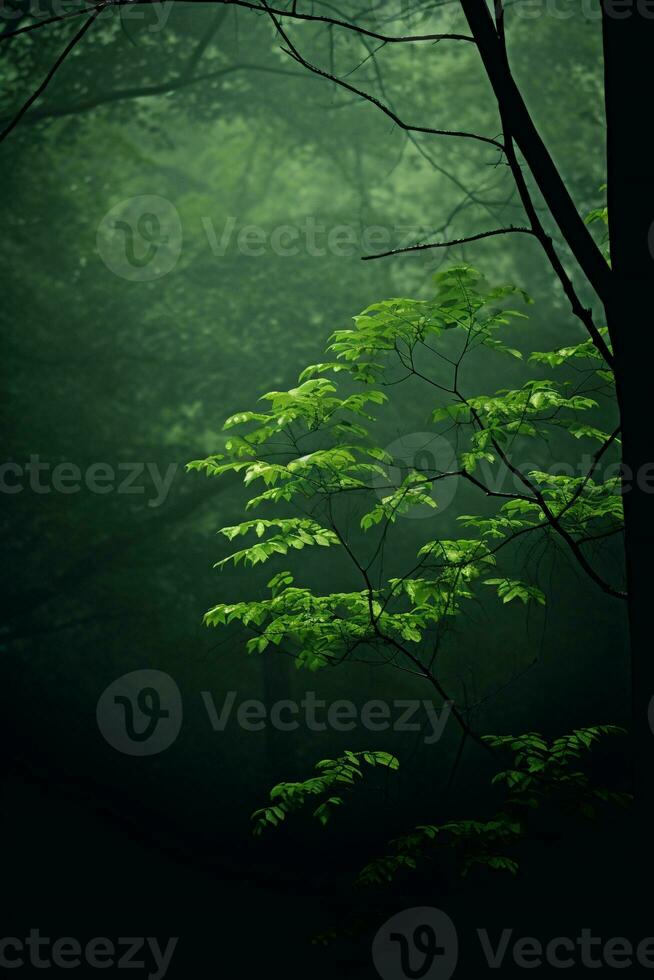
251 750 399 834
192 264 622 676
190 261 627 883
2 0 629 936
357 726 630 886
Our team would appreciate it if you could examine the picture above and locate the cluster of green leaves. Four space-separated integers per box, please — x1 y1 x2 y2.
193 265 615 673
204 573 381 668
251 750 399 834
445 378 601 460
328 265 530 366
483 578 546 606
191 263 625 880
357 726 630 886
485 726 628 812
215 518 340 569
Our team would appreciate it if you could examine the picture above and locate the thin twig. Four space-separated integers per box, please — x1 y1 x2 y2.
0 7 105 143
363 226 535 260
258 0 504 153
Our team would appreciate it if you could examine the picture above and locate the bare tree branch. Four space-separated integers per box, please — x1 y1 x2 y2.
488 2 614 366
259 0 505 152
1 0 475 44
459 0 611 306
1 61 310 126
362 225 535 260
0 6 105 143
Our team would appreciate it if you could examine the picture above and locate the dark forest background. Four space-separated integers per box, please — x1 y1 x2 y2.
0 3 637 976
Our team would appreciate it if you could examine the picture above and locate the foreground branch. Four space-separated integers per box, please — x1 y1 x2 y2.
362 226 535 260
0 6 104 143
459 0 611 307
260 0 505 152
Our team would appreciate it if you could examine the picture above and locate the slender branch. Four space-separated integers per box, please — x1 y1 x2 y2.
466 404 626 600
1 0 476 44
557 426 621 517
323 492 493 751
1 6 93 40
376 629 495 754
362 226 535 261
259 1 505 152
459 0 611 306
0 7 105 143
2 62 309 126
489 9 614 366
207 0 475 45
507 137 614 366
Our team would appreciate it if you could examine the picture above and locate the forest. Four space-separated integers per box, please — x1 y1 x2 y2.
2 2 653 978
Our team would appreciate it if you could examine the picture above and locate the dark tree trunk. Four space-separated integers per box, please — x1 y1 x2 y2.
462 1 654 803
459 0 610 303
602 9 654 805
